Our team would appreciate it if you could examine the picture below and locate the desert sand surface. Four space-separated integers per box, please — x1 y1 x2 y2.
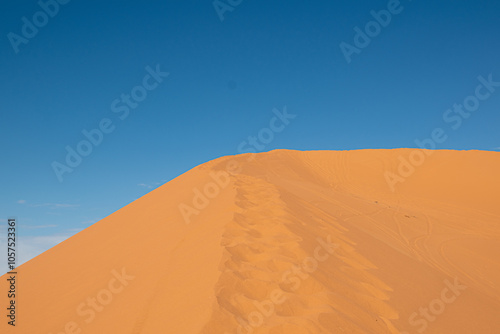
1 149 499 334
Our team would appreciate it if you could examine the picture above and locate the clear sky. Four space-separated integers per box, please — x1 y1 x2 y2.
1 0 499 267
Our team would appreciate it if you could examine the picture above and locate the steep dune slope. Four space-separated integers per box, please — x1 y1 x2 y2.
1 149 499 333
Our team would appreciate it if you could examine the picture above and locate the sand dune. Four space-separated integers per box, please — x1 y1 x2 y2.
2 149 499 333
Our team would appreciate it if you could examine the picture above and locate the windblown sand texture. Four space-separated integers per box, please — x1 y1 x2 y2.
1 149 499 333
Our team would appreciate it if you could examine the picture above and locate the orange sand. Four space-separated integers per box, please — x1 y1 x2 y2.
1 149 499 333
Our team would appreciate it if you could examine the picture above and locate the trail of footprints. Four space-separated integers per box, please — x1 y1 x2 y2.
201 174 399 333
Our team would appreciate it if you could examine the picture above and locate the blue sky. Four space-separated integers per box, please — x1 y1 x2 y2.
1 0 499 267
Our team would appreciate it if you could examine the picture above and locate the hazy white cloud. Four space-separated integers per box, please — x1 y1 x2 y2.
81 219 98 225
138 182 162 189
67 228 85 232
16 201 79 209
20 224 57 230
32 203 79 209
